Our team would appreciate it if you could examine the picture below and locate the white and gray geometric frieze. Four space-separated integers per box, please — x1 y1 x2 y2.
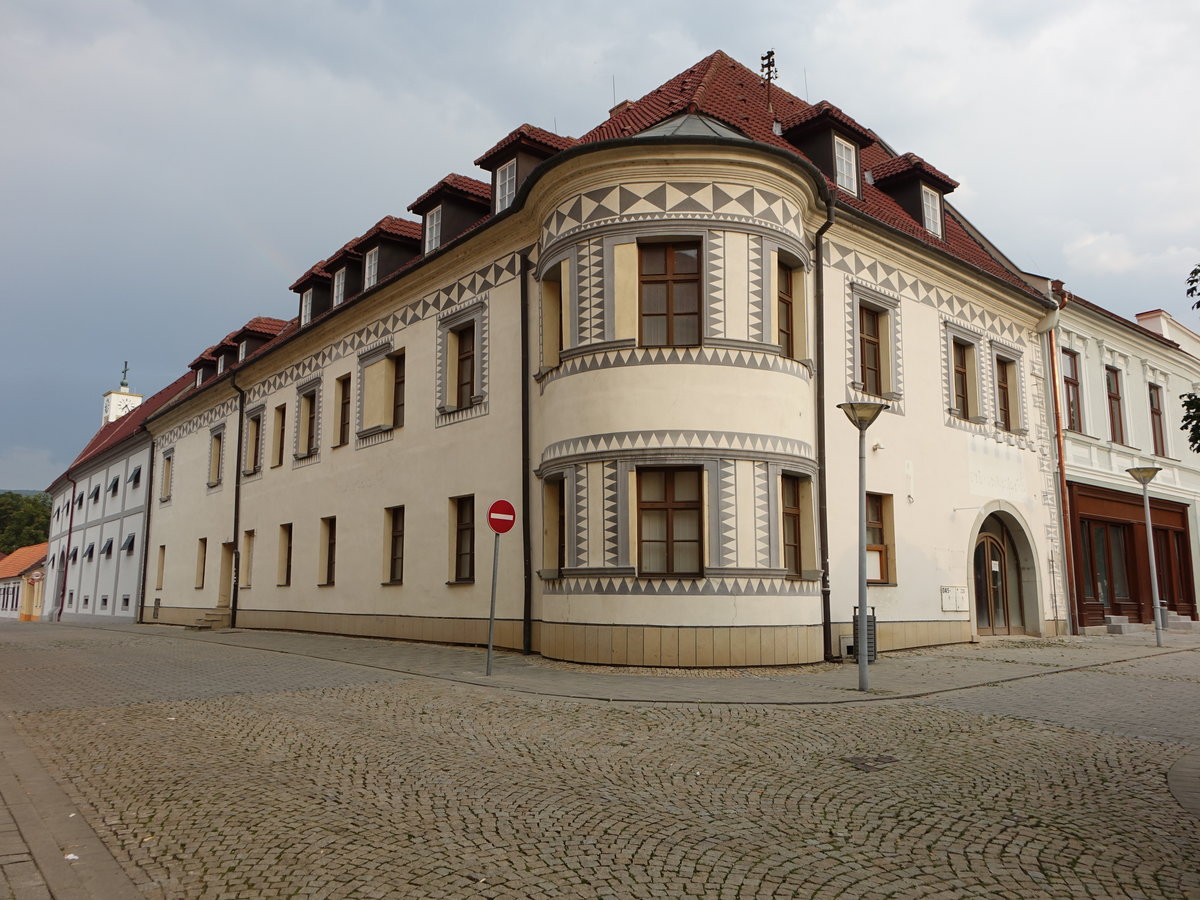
543 181 806 246
539 344 812 387
542 430 815 466
544 574 819 596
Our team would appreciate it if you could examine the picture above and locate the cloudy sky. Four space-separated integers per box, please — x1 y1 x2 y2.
2 0 1197 490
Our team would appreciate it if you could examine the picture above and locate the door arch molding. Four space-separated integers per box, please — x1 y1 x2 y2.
966 501 1044 638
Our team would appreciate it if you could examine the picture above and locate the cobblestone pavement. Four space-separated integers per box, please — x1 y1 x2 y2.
0 624 1197 899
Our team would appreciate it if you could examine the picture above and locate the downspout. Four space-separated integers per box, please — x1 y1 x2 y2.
56 476 77 622
815 199 837 661
1038 291 1078 635
519 249 534 654
135 447 156 623
229 373 246 628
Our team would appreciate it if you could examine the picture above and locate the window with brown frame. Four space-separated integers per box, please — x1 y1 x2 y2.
453 496 474 582
335 375 351 446
455 322 475 409
272 404 287 467
952 340 971 419
298 390 318 456
639 243 700 347
208 430 223 486
782 474 803 576
866 493 891 583
245 411 262 473
387 506 404 584
278 523 292 586
778 263 795 359
1149 383 1166 456
392 352 406 428
637 468 702 576
859 306 883 396
996 357 1015 431
1062 349 1082 432
321 516 336 586
1105 366 1125 444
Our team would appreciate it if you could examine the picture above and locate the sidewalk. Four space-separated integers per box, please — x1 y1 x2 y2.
1 620 1197 899
101 619 1200 705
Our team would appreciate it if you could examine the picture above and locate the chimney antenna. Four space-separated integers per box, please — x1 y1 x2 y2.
760 49 777 110
612 74 616 108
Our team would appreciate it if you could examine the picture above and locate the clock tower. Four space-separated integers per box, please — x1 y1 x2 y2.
101 362 143 424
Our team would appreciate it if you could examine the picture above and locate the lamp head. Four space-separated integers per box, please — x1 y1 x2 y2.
1126 466 1162 485
837 401 889 431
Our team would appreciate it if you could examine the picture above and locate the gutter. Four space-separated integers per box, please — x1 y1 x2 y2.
55 476 77 622
814 199 837 660
1037 291 1079 634
519 249 534 654
229 372 246 628
135 447 156 624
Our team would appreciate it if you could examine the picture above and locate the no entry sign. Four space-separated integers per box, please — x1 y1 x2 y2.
487 499 516 534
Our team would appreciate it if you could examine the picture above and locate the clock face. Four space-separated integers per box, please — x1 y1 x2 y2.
115 396 138 416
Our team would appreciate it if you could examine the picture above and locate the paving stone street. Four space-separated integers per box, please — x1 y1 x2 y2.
0 622 1196 899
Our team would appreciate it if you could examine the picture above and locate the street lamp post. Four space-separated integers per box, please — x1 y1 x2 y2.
1127 466 1164 647
837 401 889 691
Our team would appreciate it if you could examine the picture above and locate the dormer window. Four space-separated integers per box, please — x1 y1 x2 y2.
496 160 516 212
424 206 442 253
333 268 346 306
238 341 247 361
364 248 379 289
217 356 226 375
195 370 204 388
301 289 314 326
921 184 943 238
834 135 858 193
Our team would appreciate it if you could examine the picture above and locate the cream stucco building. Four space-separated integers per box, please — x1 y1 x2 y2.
127 52 1096 665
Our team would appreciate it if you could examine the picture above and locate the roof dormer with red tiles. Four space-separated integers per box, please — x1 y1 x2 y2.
352 216 422 293
188 346 218 388
474 125 576 215
230 316 290 364
868 152 959 241
289 260 332 327
781 101 875 198
407 174 491 255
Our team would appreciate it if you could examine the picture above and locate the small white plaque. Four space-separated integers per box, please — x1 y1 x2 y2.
940 585 968 612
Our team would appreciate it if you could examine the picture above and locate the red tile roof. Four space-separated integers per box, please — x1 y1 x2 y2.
474 124 577 169
870 152 958 193
407 174 491 215
0 543 48 579
289 260 331 293
782 101 875 146
57 372 196 485
577 50 1039 298
356 215 422 244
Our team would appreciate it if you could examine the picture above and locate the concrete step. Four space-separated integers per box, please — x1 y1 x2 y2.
1166 614 1200 633
1107 622 1148 634
1103 615 1130 625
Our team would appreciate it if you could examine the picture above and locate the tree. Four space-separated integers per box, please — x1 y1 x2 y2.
0 492 51 554
1182 263 1200 450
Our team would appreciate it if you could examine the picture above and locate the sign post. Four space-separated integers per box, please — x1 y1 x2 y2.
485 499 516 675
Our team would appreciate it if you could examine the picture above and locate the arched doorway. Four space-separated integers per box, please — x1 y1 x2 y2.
973 516 1027 636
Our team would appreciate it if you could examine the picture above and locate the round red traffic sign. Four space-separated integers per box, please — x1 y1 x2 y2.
487 499 516 534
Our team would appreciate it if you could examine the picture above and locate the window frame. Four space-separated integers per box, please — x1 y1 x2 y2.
777 262 796 360
320 516 336 586
833 134 858 194
391 351 406 428
638 241 702 348
363 247 379 289
995 356 1015 432
636 467 704 578
1149 383 1166 456
1105 365 1126 444
495 159 517 212
866 492 893 584
1061 349 1083 433
207 426 225 487
244 409 263 474
424 205 442 254
781 473 804 577
335 374 352 447
386 506 405 584
301 289 314 326
278 523 293 587
452 495 475 584
455 321 476 410
159 450 174 502
332 268 346 307
920 184 943 238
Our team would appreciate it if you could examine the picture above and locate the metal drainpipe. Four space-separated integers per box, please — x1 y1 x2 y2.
135 447 156 624
229 373 245 628
1042 292 1079 634
56 476 77 622
815 199 837 661
519 249 534 654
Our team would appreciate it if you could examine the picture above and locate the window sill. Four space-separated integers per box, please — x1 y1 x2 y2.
537 568 561 580
381 580 404 587
446 579 475 586
276 583 291 588
317 582 335 588
636 572 704 580
331 441 348 450
159 497 172 504
868 581 897 587
357 424 394 440
241 467 261 477
206 481 222 489
293 451 318 461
